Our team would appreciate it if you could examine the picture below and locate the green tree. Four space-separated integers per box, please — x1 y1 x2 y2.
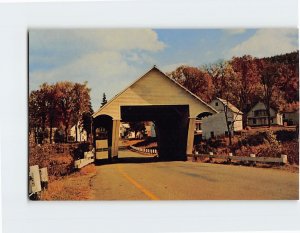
101 93 108 107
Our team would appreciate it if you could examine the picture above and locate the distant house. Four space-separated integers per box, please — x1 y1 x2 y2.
201 98 243 139
70 123 87 142
145 121 156 137
120 123 130 138
247 101 283 126
283 110 299 126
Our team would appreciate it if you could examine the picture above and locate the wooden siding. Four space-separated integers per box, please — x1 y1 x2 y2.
94 68 216 119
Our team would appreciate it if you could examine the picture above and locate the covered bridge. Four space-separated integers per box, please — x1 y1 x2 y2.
93 66 216 160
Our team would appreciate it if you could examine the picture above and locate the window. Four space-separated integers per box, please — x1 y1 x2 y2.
254 110 267 117
215 102 218 106
210 131 215 138
195 123 201 131
253 119 256 124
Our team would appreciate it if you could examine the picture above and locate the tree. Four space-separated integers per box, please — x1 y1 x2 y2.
230 55 261 128
29 90 43 143
205 61 240 146
129 122 145 138
72 82 92 142
29 84 57 144
259 61 281 127
168 66 214 103
80 99 94 143
55 82 75 142
101 93 108 107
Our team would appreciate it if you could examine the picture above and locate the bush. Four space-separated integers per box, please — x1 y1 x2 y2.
54 129 65 143
275 130 298 142
234 131 282 158
282 140 299 164
72 142 90 160
239 132 266 147
29 143 84 179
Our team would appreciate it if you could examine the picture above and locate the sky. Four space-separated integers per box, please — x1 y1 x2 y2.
29 28 298 111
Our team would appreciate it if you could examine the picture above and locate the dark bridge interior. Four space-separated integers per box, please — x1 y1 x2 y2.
121 105 190 160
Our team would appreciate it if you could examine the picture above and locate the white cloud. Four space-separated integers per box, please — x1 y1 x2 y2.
30 51 142 110
29 29 166 110
30 29 165 54
229 29 298 58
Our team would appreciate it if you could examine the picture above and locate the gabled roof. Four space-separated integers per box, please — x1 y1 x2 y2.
93 66 217 118
248 101 281 114
216 97 243 114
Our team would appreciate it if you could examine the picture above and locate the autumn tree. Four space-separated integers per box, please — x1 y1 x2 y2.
205 61 240 146
259 61 282 127
29 90 44 143
168 66 214 102
230 55 261 127
72 82 92 142
80 99 94 143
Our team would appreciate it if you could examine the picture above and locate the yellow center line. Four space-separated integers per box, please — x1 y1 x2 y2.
117 165 160 200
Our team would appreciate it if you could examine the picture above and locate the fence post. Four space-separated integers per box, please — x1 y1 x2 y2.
39 167 49 190
193 151 198 162
281 154 288 165
209 152 214 163
250 154 256 166
29 165 42 200
228 152 233 163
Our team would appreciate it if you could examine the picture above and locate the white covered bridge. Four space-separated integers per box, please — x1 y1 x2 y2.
92 66 216 160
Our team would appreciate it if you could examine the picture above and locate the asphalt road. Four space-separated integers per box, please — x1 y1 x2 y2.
91 150 299 200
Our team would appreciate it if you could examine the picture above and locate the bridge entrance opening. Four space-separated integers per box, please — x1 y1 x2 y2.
120 105 189 160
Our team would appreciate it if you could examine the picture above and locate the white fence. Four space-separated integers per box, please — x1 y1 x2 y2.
74 151 95 169
130 145 157 155
29 165 49 199
192 152 288 165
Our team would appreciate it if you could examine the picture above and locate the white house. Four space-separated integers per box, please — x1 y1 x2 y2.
201 98 243 139
145 121 156 137
70 123 87 142
283 110 299 125
120 123 130 138
247 101 283 126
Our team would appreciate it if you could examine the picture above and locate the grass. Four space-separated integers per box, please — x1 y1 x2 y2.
41 164 97 200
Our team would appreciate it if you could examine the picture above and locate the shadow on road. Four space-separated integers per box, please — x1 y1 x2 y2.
94 156 178 166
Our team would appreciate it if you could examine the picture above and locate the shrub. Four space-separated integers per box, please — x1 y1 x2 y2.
275 130 298 142
28 143 84 179
281 140 299 164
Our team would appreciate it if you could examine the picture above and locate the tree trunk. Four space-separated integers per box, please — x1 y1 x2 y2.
266 106 271 128
75 123 78 142
65 122 69 142
50 124 53 144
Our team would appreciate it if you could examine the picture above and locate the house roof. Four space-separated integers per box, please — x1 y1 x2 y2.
216 97 243 114
93 66 218 118
248 101 279 114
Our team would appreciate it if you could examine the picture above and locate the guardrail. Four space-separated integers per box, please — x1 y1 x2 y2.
129 145 157 155
29 165 49 200
191 152 288 165
74 151 95 169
